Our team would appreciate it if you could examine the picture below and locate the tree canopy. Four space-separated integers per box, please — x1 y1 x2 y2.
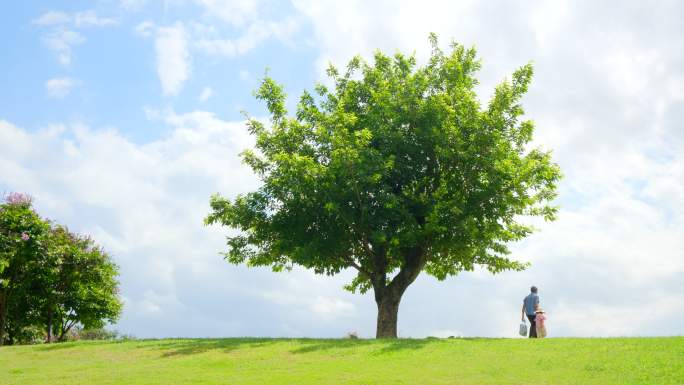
0 193 122 345
206 35 561 338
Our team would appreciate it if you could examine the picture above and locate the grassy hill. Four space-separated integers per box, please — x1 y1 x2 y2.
1 337 682 384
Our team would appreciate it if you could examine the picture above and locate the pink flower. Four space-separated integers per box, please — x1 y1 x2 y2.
21 232 30 241
4 192 33 205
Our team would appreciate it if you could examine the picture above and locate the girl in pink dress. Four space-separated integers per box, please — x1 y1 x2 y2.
535 306 547 338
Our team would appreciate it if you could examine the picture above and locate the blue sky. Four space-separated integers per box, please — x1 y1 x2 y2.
1 0 683 338
1 1 319 142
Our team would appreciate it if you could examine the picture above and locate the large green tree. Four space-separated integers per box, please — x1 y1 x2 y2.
206 35 562 338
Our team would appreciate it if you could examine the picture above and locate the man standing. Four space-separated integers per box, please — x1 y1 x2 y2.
522 286 540 338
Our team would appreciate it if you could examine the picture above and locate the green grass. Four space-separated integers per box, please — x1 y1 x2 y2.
1 337 683 384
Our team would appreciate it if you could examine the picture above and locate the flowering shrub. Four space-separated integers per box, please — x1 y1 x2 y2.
70 327 119 341
65 327 135 341
1 192 122 346
3 192 32 205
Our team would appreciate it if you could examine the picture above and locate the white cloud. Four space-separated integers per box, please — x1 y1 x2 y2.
199 86 215 102
195 18 299 57
262 290 356 320
286 0 684 338
120 0 148 12
291 0 477 78
310 296 356 319
552 297 684 337
42 29 85 66
196 0 260 27
0 114 255 336
34 10 118 66
427 329 463 338
138 12 298 97
136 22 194 96
154 23 191 96
8 1 684 338
34 9 118 28
134 21 155 37
0 114 377 338
190 0 301 58
32 11 71 26
74 10 118 28
129 290 186 316
45 77 80 99
194 38 237 57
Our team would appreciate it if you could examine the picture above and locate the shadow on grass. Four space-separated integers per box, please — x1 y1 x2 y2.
292 337 510 354
34 342 85 351
139 338 282 357
288 338 377 354
289 337 480 355
141 338 437 357
136 337 507 357
33 338 149 352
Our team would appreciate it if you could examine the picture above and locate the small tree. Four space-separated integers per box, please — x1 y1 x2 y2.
0 193 50 345
206 35 561 338
0 193 122 345
40 226 122 342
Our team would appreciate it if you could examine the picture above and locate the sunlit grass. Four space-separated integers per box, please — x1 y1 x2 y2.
1 337 682 384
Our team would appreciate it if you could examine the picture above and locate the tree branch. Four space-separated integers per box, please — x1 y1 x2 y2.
59 319 78 341
388 246 427 297
345 256 372 278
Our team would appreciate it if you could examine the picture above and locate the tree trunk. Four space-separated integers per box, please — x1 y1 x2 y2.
375 294 401 338
372 246 426 339
46 308 53 344
59 320 76 342
0 297 5 347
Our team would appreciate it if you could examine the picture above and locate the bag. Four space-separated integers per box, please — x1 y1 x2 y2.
519 320 527 336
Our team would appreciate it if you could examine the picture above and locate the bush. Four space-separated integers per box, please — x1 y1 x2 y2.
71 327 119 341
119 333 137 341
345 331 359 339
10 326 46 345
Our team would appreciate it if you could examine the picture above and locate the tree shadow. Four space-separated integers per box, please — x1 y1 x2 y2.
289 338 375 354
34 341 86 351
25 337 508 356
143 337 440 357
140 338 283 357
449 337 507 342
289 338 438 355
377 338 434 353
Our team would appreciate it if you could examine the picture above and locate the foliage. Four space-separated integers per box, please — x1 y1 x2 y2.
40 226 122 342
0 193 122 345
345 331 359 339
206 35 561 337
4 325 45 345
2 338 683 384
0 193 51 345
68 327 120 341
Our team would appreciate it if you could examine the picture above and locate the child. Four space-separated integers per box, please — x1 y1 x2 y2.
535 305 548 338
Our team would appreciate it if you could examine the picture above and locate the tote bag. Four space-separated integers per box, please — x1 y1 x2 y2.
519 320 527 336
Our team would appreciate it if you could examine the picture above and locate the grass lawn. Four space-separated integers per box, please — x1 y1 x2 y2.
1 337 683 384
